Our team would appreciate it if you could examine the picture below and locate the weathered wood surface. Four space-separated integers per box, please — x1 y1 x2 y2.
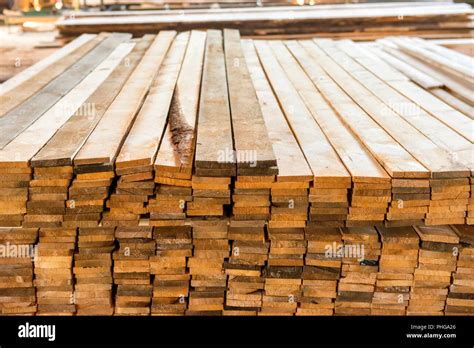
56 2 474 39
194 30 235 175
74 31 176 166
0 34 131 150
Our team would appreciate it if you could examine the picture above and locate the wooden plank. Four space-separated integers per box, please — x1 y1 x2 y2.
254 40 351 183
451 224 474 245
106 32 189 227
340 41 474 144
0 33 131 150
74 31 176 166
153 30 206 180
414 37 473 68
303 39 469 179
0 34 96 96
194 29 235 175
379 42 473 105
116 32 189 170
414 225 460 244
285 40 428 180
0 42 135 166
430 88 474 120
368 44 442 89
327 40 473 173
241 39 312 182
223 29 277 175
391 37 473 85
31 36 156 168
56 3 473 37
0 34 106 118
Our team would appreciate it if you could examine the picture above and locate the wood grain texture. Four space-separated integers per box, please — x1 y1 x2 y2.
154 30 206 178
194 29 235 175
0 33 131 150
224 29 277 175
116 32 189 169
242 39 312 182
74 31 176 166
0 42 135 166
0 34 105 118
31 36 155 168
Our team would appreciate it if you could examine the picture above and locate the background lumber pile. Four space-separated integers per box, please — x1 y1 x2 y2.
73 0 296 10
56 2 474 39
0 29 472 316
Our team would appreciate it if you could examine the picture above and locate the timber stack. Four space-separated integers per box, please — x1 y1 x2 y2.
0 28 472 316
56 2 474 40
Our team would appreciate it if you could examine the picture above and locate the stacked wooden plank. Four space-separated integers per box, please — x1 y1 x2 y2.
0 228 37 315
224 220 267 315
309 39 471 228
57 3 474 40
191 30 234 218
300 225 342 315
73 227 115 315
73 32 175 229
0 31 473 316
244 38 312 316
223 30 277 315
375 37 473 110
150 30 205 227
446 225 474 315
409 225 460 315
113 226 155 315
470 177 474 225
187 219 228 315
373 226 419 315
34 228 76 315
110 32 191 227
277 40 395 227
310 40 431 227
328 39 472 227
185 31 233 314
150 225 192 315
335 227 380 315
27 35 142 230
0 33 129 228
262 41 350 227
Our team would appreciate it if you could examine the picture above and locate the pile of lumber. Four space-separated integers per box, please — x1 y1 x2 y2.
0 225 473 315
373 226 419 315
335 227 380 315
0 228 37 315
34 228 76 315
57 2 474 39
409 225 459 315
113 226 154 315
74 227 115 315
447 225 474 315
0 31 473 227
73 0 294 10
0 29 472 315
0 30 473 228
